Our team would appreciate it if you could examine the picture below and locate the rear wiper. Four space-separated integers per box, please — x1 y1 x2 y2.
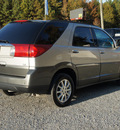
0 40 9 43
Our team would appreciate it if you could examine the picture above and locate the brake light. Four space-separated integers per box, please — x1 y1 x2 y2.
12 44 29 57
15 20 29 23
29 44 52 57
12 44 52 57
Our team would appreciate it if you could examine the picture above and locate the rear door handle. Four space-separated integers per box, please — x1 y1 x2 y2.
72 50 79 53
100 51 105 54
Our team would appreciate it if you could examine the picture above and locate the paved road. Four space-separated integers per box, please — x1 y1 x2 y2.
0 82 120 130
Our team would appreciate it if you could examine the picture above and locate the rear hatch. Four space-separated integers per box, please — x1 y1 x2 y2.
0 20 45 77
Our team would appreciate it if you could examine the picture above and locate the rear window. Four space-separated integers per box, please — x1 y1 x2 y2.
35 21 68 45
0 22 45 44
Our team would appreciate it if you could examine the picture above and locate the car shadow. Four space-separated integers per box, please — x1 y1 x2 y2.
71 81 120 106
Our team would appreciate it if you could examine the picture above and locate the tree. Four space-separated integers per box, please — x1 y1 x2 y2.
33 0 44 20
113 0 120 27
87 0 100 26
28 0 35 20
1 0 12 26
12 0 21 21
47 0 62 20
0 0 3 28
93 17 100 27
103 1 115 28
0 0 119 28
20 0 30 19
61 0 68 20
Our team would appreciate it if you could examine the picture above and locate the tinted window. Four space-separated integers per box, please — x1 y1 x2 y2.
115 29 120 34
0 22 44 44
73 27 94 47
105 29 114 37
115 29 120 37
35 21 68 45
93 29 113 48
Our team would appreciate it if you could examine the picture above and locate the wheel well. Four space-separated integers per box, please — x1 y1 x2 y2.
49 68 76 92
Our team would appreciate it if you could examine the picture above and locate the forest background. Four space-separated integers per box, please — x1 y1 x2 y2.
0 0 120 28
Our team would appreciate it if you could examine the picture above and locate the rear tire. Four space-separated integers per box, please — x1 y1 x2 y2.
51 73 74 107
3 90 17 96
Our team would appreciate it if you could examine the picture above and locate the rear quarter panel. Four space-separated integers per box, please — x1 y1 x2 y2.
29 23 79 87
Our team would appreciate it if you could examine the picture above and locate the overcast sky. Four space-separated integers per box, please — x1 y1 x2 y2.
102 0 107 3
100 0 113 3
89 0 108 3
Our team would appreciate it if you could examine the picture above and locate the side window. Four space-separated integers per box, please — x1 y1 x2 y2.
73 27 94 47
35 22 68 45
105 29 114 37
93 29 114 48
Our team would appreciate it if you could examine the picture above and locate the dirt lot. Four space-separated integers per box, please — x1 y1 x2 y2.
0 81 120 130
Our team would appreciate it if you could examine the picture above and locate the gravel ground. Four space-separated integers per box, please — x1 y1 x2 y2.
0 81 120 130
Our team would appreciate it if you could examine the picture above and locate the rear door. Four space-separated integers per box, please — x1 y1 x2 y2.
70 25 100 87
0 21 44 77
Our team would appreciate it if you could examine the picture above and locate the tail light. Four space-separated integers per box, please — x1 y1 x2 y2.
29 44 52 57
12 44 52 57
12 44 29 57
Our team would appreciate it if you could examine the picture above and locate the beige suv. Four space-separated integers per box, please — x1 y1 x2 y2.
0 20 119 107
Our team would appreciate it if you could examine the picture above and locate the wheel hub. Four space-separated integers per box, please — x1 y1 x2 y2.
56 79 72 103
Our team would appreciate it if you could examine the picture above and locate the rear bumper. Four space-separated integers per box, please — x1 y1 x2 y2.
0 69 52 93
0 81 28 92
